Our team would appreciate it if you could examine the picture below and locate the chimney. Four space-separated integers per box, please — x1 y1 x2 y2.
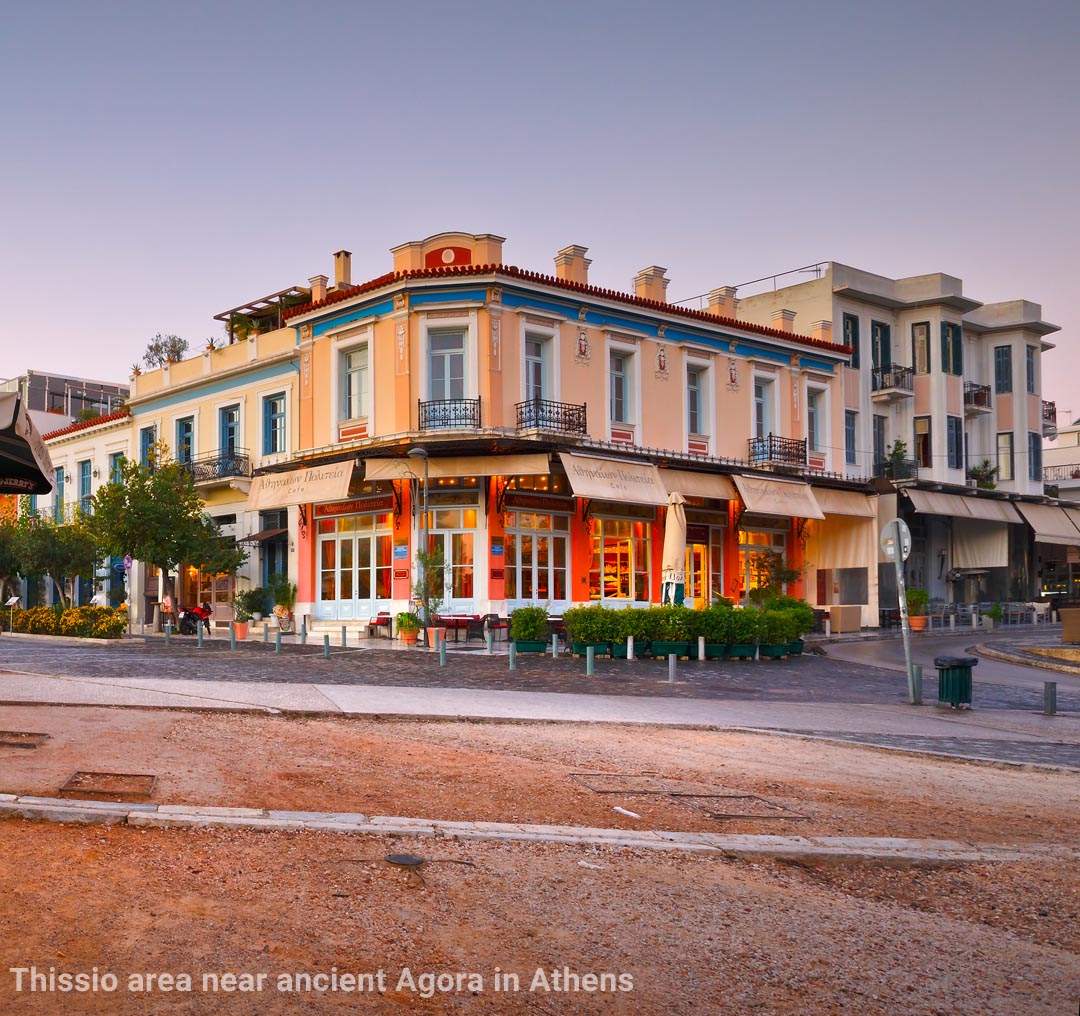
707 286 739 319
808 320 833 344
772 308 797 333
333 250 352 289
309 274 328 304
633 265 670 303
554 245 592 285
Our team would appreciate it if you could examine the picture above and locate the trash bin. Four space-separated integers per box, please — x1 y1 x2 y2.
934 655 977 708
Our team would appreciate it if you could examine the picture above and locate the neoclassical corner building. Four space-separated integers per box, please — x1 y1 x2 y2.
39 232 1074 630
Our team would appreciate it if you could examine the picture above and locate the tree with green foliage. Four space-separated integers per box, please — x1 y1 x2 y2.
143 333 189 367
15 511 99 607
88 444 246 603
0 518 21 602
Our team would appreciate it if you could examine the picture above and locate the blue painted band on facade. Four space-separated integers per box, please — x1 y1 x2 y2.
131 362 298 416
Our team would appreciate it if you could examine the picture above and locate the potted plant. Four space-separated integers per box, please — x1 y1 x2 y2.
510 605 549 653
396 611 421 646
967 459 999 490
981 603 1003 630
649 605 691 659
270 576 297 633
563 604 613 657
727 608 761 660
764 595 814 655
231 596 251 641
413 546 449 647
758 609 796 659
906 588 929 631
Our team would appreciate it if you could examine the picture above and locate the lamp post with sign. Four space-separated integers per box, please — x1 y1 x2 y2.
881 518 919 704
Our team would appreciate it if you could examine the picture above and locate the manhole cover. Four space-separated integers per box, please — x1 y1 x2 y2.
0 731 49 749
59 772 157 802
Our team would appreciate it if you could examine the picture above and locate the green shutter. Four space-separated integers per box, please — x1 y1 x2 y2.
952 325 963 376
941 322 950 373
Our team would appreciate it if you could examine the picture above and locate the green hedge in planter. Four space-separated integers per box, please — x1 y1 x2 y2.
510 605 549 642
727 608 760 646
758 609 796 652
563 604 615 650
763 595 815 637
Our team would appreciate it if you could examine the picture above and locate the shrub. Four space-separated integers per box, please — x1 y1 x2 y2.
728 608 761 645
650 605 689 641
237 587 269 616
906 588 929 617
510 605 549 641
687 604 731 643
8 605 124 639
563 604 614 644
759 609 796 645
395 611 421 633
763 595 815 637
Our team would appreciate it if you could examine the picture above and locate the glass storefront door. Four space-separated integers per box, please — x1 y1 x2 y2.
316 513 392 620
738 528 787 605
422 507 478 614
504 511 570 611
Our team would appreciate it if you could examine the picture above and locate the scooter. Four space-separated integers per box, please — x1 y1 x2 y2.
178 602 213 635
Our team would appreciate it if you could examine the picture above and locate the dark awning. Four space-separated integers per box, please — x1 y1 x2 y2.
239 527 288 544
0 393 54 495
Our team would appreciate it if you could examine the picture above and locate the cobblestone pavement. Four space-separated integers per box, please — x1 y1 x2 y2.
2 636 1079 713
778 731 1080 770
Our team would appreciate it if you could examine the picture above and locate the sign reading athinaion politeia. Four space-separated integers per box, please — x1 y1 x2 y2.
556 452 667 506
247 462 354 511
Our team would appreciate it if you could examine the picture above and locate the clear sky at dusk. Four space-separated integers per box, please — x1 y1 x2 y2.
2 1 1077 414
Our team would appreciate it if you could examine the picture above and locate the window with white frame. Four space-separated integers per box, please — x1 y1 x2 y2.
429 330 466 401
806 387 826 454
752 376 774 439
686 365 706 436
946 416 963 470
342 345 368 421
997 432 1014 481
1028 432 1042 482
524 334 548 403
1026 345 1036 395
609 349 634 424
845 410 857 465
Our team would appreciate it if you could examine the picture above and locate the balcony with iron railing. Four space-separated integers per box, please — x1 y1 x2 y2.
873 458 919 482
1042 400 1057 432
418 397 481 431
748 434 807 467
870 363 914 401
181 448 253 485
963 381 992 415
1043 463 1080 484
515 398 588 435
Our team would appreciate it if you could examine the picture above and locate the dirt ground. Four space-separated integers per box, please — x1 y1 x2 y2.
0 706 1077 1015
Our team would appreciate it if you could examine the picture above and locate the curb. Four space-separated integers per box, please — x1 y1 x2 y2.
974 641 1080 676
2 795 1076 866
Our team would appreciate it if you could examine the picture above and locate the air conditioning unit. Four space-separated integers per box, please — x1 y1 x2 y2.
966 478 977 488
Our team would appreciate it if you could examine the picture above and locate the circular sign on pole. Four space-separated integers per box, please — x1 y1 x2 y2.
123 554 133 572
880 518 912 562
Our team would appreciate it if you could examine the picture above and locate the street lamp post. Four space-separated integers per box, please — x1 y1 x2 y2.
406 447 429 625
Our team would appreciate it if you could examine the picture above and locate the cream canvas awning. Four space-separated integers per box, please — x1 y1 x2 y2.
812 487 876 518
962 498 1022 524
904 489 971 516
365 453 550 481
1016 503 1080 547
1061 507 1080 534
733 474 824 520
558 452 668 507
658 469 736 501
953 517 1009 569
247 462 354 511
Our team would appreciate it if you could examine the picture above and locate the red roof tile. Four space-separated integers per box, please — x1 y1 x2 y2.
42 408 130 441
283 263 852 356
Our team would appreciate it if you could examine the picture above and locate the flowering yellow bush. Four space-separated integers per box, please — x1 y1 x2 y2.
8 605 125 639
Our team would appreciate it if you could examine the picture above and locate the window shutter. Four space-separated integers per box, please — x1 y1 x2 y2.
941 322 950 373
952 325 963 376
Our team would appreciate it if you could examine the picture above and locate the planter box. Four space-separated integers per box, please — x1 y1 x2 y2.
513 640 548 654
702 643 728 660
728 644 757 660
758 643 789 659
787 639 804 656
572 641 611 657
651 641 691 659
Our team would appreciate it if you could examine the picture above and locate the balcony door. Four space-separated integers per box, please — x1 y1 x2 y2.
429 331 465 402
423 507 477 614
219 405 240 456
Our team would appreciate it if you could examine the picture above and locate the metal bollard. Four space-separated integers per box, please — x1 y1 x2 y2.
275 631 282 654
949 614 956 631
341 626 347 648
164 623 171 646
627 635 634 661
300 619 307 645
668 653 677 683
586 645 595 676
824 618 831 637
486 631 494 655
509 642 517 671
1044 681 1057 715
229 623 236 651
323 633 330 658
698 636 705 662
439 640 447 667
263 624 269 642
197 627 203 649
912 663 923 706
551 633 559 657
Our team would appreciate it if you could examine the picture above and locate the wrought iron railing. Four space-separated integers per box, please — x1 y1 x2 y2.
183 448 252 483
1043 463 1080 482
963 382 991 409
873 458 919 481
747 434 807 466
515 398 588 435
871 363 914 392
418 397 481 430
1042 400 1057 425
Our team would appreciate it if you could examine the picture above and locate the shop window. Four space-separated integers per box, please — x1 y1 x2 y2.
589 518 650 601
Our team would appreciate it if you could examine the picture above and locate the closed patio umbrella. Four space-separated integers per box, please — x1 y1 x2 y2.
661 491 686 606
0 393 53 495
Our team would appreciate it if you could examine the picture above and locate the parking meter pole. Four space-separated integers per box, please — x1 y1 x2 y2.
893 519 919 705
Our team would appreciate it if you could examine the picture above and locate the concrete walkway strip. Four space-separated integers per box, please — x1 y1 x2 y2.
2 795 1075 865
